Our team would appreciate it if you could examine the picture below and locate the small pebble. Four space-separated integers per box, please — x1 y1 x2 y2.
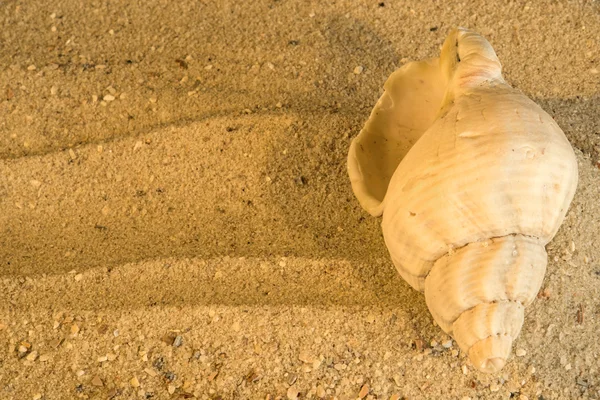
516 348 527 357
130 376 140 388
91 376 103 387
39 354 50 362
103 94 115 102
490 383 500 392
74 274 83 282
299 351 312 363
315 385 326 398
33 394 42 400
26 351 38 361
27 65 37 71
442 340 453 348
390 395 401 400
287 385 299 399
70 324 79 335
565 363 572 370
173 335 183 347
353 66 364 74
168 385 176 394
334 363 347 371
287 374 297 385
359 384 369 398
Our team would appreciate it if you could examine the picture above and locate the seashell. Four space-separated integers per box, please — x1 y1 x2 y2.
347 28 578 373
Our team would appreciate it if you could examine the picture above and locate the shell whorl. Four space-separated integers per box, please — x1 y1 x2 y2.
424 234 546 372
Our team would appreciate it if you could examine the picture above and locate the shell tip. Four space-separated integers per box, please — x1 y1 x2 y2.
477 357 507 374
468 335 513 373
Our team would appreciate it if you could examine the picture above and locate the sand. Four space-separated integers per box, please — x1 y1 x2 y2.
1 0 599 399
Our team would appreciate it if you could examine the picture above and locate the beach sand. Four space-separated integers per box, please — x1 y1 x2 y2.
1 1 599 399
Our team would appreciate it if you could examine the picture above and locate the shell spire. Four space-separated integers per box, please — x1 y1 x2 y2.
348 28 578 373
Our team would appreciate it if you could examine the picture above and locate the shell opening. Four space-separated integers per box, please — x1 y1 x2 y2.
348 28 503 216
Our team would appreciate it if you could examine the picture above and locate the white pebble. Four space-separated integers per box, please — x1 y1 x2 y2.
287 385 299 399
26 351 38 361
516 348 527 357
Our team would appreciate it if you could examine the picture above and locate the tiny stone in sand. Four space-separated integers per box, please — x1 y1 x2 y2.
287 385 300 399
91 376 103 386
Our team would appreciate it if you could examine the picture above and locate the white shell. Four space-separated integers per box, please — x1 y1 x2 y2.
348 28 578 373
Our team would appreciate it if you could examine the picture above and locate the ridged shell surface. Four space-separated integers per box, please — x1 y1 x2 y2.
347 28 578 373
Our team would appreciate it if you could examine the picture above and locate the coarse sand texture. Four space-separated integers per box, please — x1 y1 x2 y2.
1 1 599 399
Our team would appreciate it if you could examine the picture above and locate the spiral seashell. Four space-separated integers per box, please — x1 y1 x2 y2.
347 28 578 373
